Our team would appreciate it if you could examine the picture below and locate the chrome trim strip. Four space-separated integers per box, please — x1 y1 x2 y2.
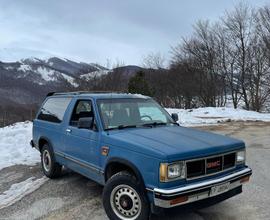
55 151 104 174
154 180 243 208
146 188 154 192
153 167 251 195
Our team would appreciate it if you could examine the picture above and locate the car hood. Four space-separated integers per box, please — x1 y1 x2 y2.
106 125 244 161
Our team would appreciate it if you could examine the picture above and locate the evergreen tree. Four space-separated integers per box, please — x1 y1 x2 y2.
128 71 153 96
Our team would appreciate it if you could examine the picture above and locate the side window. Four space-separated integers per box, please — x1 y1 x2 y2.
99 103 134 128
70 100 96 129
37 97 71 123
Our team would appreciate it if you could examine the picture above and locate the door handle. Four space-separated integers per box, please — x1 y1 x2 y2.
66 128 72 133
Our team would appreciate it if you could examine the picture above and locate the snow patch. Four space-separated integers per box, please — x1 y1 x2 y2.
61 73 79 87
21 57 41 63
0 177 48 209
36 66 57 81
0 122 40 171
166 107 270 126
36 66 78 87
133 94 149 99
18 64 31 72
80 70 108 80
4 66 14 70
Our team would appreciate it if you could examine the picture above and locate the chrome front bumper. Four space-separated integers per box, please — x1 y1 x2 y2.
152 167 252 208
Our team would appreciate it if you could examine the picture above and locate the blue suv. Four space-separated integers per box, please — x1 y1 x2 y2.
31 92 252 220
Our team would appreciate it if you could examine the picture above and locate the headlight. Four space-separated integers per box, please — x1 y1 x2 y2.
160 161 186 182
236 150 246 164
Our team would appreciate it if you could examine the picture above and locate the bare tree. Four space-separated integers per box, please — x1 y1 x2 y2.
215 23 242 108
142 52 166 69
222 3 254 109
247 9 270 111
172 20 226 107
259 6 270 53
63 4 270 113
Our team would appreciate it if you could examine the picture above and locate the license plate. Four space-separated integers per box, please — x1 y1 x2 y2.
210 182 230 196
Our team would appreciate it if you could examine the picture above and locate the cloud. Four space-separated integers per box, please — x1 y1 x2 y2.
0 0 268 65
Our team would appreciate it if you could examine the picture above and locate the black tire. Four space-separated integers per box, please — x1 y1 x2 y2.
40 144 62 178
103 171 150 220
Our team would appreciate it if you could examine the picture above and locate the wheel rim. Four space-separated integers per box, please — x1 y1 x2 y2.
110 184 142 220
42 150 51 172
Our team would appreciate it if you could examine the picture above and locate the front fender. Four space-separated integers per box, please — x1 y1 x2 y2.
105 157 145 185
101 145 160 191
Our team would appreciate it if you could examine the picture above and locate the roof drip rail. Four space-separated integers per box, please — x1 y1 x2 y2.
46 90 127 97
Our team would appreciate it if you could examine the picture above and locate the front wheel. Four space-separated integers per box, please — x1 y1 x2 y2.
103 171 150 220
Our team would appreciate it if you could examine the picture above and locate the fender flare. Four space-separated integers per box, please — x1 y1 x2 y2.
104 157 145 187
38 136 54 152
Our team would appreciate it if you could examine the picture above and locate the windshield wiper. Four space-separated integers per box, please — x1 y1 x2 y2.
142 122 167 128
105 122 175 131
105 125 137 131
118 125 137 129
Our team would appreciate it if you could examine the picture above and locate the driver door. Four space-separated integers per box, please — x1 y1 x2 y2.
63 99 101 180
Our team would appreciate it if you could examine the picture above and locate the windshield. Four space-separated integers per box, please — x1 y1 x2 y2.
97 98 174 130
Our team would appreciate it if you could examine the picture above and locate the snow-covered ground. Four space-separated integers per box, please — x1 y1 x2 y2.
0 177 47 209
166 107 270 126
0 121 40 171
0 122 44 210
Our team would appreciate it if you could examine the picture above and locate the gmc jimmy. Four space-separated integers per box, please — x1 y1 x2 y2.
31 92 252 220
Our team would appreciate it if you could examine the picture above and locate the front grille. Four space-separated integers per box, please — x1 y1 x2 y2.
186 152 236 179
223 153 236 169
206 156 222 174
187 159 205 179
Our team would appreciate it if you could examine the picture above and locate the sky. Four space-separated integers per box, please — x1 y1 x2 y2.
0 0 269 66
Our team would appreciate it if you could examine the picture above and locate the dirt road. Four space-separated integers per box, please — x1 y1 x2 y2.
0 122 269 220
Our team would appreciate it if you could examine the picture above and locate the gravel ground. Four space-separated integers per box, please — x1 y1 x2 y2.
0 122 269 220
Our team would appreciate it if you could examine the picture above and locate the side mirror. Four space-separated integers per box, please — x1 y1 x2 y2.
78 117 93 129
171 113 179 122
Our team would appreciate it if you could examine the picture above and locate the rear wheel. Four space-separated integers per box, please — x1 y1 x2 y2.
41 144 62 178
103 171 150 220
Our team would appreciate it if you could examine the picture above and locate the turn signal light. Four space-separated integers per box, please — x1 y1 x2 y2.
240 176 250 183
159 163 167 182
169 196 188 205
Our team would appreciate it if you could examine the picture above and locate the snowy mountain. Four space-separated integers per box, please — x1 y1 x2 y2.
0 54 146 127
0 56 142 107
0 57 110 108
0 57 108 86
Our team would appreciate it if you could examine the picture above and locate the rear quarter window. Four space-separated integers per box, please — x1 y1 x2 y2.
37 97 72 123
